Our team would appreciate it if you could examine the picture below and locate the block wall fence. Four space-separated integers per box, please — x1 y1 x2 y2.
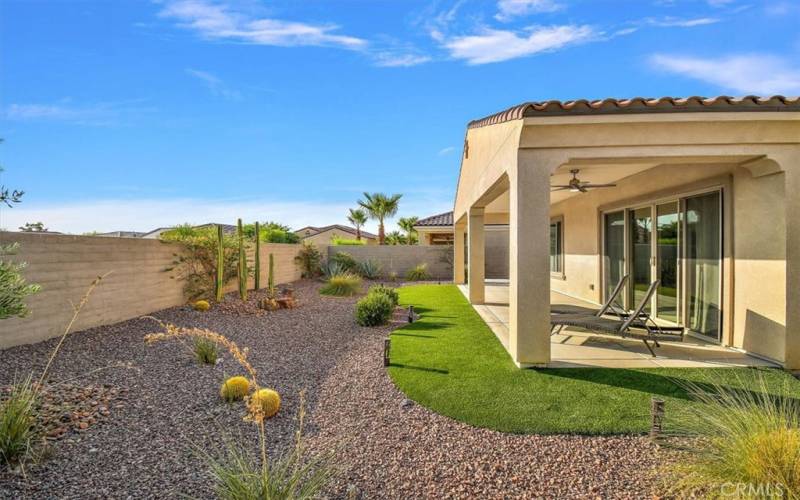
326 244 454 280
0 233 304 349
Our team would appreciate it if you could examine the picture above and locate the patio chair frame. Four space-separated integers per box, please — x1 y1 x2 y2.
551 274 629 318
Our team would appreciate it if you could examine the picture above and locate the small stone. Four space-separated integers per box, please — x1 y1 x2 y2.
400 398 413 409
78 422 89 430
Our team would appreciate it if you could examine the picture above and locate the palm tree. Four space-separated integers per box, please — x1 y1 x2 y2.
347 208 368 241
384 231 406 245
357 192 402 245
397 216 419 245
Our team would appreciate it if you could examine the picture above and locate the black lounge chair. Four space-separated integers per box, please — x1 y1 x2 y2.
550 280 684 357
551 275 629 317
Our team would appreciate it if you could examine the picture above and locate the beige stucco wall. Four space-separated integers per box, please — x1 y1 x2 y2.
0 233 303 349
302 228 377 246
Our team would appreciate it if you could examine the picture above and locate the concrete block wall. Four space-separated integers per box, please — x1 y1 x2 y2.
0 233 303 349
326 245 453 279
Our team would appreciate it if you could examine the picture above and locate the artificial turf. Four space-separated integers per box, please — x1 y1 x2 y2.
387 284 800 435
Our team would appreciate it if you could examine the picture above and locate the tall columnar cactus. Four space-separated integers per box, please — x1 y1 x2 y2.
237 218 248 301
215 224 224 302
268 253 275 295
254 221 261 290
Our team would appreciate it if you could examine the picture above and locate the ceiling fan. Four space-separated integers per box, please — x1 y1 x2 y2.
550 169 617 193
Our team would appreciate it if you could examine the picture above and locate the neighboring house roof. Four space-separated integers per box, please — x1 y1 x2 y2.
95 231 147 238
296 224 377 239
468 95 800 129
414 211 454 228
142 223 237 239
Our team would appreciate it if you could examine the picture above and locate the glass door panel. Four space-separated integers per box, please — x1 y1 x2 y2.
656 203 680 322
685 192 722 341
603 211 626 303
629 207 653 311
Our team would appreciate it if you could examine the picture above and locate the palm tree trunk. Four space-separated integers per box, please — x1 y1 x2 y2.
378 220 385 245
356 226 361 241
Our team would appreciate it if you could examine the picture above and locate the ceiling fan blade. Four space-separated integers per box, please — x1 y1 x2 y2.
550 186 571 191
584 183 617 189
578 185 589 193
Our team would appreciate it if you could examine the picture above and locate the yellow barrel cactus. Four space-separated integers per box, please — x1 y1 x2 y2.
220 376 250 402
250 388 281 419
193 300 211 312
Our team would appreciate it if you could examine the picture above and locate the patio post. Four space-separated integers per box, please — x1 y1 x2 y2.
468 206 485 303
786 163 800 371
453 223 466 284
508 153 553 367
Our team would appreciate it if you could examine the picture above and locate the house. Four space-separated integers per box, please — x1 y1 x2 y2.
415 210 509 280
141 223 237 239
452 95 800 369
294 224 378 246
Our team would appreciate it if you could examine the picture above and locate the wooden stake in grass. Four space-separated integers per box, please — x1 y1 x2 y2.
650 397 665 440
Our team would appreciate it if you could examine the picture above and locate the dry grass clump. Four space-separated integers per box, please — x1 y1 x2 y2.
319 273 362 297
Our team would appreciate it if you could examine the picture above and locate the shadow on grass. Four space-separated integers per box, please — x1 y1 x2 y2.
402 322 452 331
389 363 449 375
391 332 436 339
544 367 800 405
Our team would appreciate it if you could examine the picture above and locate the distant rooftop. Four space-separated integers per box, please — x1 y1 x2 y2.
415 211 453 228
142 223 237 239
295 224 377 239
468 95 800 129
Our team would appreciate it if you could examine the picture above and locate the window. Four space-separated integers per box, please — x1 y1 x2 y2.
550 217 564 276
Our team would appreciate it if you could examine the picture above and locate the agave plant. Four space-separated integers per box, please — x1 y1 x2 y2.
358 259 382 280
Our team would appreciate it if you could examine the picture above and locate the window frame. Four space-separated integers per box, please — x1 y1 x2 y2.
549 216 565 279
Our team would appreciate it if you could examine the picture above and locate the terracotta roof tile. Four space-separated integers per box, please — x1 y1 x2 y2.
467 95 800 129
415 211 453 227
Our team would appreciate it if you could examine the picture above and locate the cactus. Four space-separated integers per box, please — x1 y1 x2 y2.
254 221 261 290
215 224 224 302
193 299 211 311
268 253 275 296
250 388 281 419
220 376 250 401
237 218 247 301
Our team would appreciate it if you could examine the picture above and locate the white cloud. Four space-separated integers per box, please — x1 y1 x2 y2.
443 25 596 65
0 196 453 235
185 68 242 100
495 0 563 21
5 100 156 126
373 52 431 68
707 0 735 6
650 53 800 95
647 16 720 27
159 0 366 49
437 146 456 156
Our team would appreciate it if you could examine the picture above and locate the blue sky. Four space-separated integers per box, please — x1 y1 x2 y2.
1 0 798 234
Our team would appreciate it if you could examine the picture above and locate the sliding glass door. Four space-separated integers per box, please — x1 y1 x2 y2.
602 189 722 342
684 192 722 341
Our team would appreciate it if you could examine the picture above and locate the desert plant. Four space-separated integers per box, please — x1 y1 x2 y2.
405 263 430 281
162 225 238 301
330 236 365 246
220 376 250 402
268 253 275 296
251 389 281 420
294 242 322 278
320 261 346 279
193 299 211 311
194 337 218 365
320 273 362 297
216 225 225 302
354 292 394 326
243 221 300 244
384 231 406 245
358 192 402 245
368 284 399 306
0 375 39 467
206 392 333 500
347 208 368 241
330 251 359 274
254 222 261 290
358 259 382 279
388 271 398 282
237 219 248 301
0 243 41 320
664 374 800 499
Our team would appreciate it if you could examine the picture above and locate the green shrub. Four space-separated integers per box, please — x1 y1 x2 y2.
331 236 365 246
194 337 218 365
0 243 42 320
321 261 347 279
405 263 430 281
330 251 359 273
0 375 39 467
355 292 394 326
358 259 382 280
665 374 800 498
368 284 398 306
320 273 362 297
294 242 322 278
161 225 239 300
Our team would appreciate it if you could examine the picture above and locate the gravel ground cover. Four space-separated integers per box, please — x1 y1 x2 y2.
1 279 664 499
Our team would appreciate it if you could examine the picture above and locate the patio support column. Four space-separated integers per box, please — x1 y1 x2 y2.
508 155 552 367
468 206 485 303
786 164 800 371
453 224 466 284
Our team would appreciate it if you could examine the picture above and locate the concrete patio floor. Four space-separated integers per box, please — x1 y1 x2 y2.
458 281 777 368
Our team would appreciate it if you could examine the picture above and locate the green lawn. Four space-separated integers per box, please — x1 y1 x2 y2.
387 284 800 435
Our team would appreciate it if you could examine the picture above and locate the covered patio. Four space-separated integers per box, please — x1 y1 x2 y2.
458 282 778 368
452 96 800 369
